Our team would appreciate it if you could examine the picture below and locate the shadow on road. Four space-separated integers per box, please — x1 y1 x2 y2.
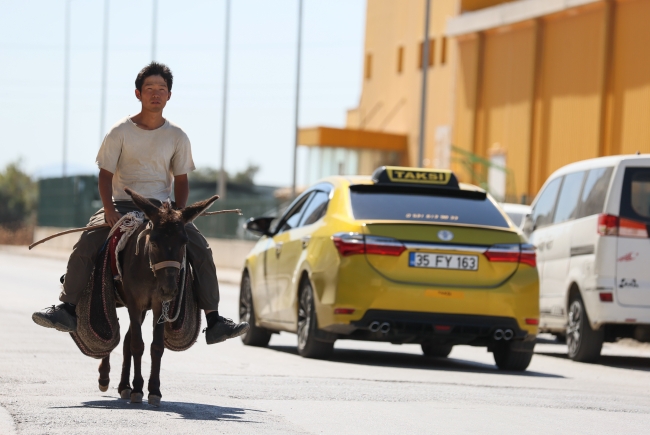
54 399 264 422
267 345 563 378
536 352 650 372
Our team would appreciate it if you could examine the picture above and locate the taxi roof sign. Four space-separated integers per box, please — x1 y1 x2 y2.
371 166 459 188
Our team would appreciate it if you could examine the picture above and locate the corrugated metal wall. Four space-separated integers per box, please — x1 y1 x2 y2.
534 5 605 191
452 0 650 200
477 23 536 200
609 0 650 155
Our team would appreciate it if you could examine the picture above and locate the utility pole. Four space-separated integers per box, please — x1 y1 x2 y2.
418 0 432 168
151 0 158 60
218 0 231 199
62 0 71 177
99 0 109 146
291 0 303 199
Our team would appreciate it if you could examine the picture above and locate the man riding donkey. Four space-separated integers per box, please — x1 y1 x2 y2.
32 62 249 344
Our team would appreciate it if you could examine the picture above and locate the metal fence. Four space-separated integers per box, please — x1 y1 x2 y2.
37 176 279 239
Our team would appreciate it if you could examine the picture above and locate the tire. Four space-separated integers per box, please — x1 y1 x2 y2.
239 272 272 347
421 343 453 358
493 343 534 371
297 279 334 359
567 293 603 362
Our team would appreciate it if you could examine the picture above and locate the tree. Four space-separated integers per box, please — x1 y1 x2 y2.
0 161 37 227
189 163 260 186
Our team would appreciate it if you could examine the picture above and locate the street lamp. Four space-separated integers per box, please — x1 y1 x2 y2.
152 0 158 60
62 0 71 177
418 0 432 168
218 0 231 200
99 0 110 146
291 0 304 199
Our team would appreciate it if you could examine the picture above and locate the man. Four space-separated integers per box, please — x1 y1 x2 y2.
32 62 249 344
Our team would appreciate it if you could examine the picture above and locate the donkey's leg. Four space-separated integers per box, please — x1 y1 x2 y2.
128 309 146 404
118 325 132 399
147 307 165 407
98 355 110 392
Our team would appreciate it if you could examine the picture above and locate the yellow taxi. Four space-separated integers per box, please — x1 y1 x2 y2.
239 166 539 370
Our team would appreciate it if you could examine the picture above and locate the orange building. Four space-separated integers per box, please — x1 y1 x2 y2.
299 0 650 203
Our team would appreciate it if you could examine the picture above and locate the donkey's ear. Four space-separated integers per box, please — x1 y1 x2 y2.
181 195 219 224
124 187 160 221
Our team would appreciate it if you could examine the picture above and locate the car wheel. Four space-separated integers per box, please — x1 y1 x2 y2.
421 342 453 358
566 293 603 362
492 343 534 371
239 272 272 347
297 279 334 359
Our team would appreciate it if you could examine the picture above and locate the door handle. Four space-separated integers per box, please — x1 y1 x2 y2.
301 236 311 250
275 242 283 257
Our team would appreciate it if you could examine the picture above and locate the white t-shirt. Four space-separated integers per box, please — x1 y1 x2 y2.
96 117 196 202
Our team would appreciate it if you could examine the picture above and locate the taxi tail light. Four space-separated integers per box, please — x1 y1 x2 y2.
332 233 405 257
484 244 536 268
597 214 649 238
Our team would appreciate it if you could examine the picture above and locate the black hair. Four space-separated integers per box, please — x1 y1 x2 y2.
135 61 173 91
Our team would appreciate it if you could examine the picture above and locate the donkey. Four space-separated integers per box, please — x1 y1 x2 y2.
97 187 219 406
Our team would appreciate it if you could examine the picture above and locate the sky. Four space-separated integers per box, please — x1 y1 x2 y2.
0 0 366 186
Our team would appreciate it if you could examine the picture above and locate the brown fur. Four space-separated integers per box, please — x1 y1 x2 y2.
97 188 219 403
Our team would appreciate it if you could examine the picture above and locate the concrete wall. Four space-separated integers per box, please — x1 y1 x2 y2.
33 227 255 271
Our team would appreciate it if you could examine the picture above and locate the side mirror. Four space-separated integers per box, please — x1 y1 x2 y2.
521 213 534 237
244 217 274 237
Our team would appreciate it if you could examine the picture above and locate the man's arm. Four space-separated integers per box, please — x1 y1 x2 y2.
174 174 189 209
99 168 121 227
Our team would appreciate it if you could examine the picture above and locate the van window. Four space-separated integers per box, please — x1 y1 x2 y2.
576 167 613 219
553 171 586 224
532 177 562 229
621 168 650 222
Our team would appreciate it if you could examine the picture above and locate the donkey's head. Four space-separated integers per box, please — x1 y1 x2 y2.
125 188 219 302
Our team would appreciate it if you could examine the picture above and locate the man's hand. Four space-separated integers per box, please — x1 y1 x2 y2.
104 208 121 228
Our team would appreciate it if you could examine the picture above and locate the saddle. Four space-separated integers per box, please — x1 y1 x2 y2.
69 213 202 359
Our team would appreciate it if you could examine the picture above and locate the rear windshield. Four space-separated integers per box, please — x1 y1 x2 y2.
621 168 650 222
349 187 509 228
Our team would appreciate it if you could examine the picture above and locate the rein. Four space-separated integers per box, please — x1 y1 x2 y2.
136 221 187 324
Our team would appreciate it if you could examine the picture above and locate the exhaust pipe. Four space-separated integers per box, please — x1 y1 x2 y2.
379 322 391 333
493 329 504 341
503 329 514 341
369 321 381 332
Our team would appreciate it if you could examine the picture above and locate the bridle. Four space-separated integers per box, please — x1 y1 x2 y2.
136 221 187 323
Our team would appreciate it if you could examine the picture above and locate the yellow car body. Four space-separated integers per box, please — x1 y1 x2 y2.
240 167 539 370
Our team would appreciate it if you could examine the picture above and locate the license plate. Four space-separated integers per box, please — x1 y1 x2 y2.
409 252 478 270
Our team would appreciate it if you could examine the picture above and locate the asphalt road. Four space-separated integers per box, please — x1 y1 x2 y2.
2 248 650 434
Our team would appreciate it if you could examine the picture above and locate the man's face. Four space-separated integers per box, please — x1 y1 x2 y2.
135 75 171 112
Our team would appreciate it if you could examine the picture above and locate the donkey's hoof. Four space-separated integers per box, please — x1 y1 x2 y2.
120 389 132 400
98 383 109 392
130 392 143 403
148 395 161 407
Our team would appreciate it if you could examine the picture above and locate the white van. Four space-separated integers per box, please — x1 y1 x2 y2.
524 154 650 362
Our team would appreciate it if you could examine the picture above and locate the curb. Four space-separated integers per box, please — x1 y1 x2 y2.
0 404 17 435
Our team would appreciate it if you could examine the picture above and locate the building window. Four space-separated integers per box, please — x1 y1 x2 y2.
365 53 372 80
440 36 447 65
418 39 435 69
397 46 404 73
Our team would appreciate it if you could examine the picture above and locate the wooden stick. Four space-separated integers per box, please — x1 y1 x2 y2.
201 209 242 216
28 209 243 250
29 223 110 250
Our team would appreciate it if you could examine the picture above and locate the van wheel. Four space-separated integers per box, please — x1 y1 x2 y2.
421 343 453 358
297 279 334 359
492 343 534 371
567 294 603 362
239 272 272 347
